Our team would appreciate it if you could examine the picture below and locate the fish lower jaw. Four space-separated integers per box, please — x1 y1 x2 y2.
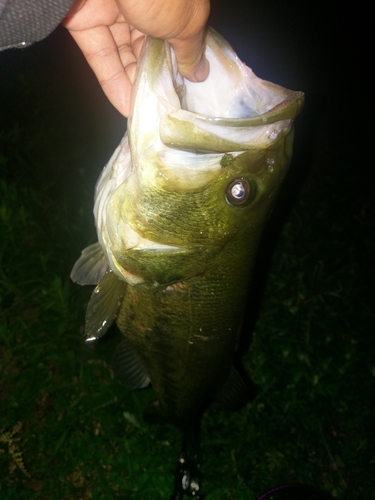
117 222 180 252
107 240 182 287
129 241 180 252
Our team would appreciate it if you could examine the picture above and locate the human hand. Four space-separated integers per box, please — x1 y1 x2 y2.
63 0 210 117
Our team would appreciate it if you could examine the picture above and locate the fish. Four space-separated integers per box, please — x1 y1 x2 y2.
71 27 304 497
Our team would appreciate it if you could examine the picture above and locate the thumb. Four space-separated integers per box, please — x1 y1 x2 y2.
169 29 210 82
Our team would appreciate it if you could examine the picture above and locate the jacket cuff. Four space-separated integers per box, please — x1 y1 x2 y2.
0 0 75 51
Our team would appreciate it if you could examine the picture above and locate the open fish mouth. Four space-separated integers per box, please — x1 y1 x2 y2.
90 28 303 288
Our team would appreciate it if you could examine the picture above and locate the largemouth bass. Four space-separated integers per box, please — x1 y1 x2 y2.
71 28 303 497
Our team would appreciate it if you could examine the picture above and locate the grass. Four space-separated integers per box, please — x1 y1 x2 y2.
0 26 374 500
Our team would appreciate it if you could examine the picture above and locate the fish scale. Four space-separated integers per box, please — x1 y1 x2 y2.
116 279 238 428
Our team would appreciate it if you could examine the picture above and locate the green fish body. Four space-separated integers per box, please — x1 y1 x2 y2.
71 29 303 434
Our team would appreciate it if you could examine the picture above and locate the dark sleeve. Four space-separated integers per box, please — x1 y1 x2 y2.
0 0 75 51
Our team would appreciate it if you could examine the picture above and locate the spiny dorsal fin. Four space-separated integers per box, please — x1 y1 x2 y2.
85 270 126 341
112 338 150 389
70 242 109 285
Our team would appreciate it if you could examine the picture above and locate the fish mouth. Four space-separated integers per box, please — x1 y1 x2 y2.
125 29 304 189
118 221 180 252
105 223 198 288
93 28 304 288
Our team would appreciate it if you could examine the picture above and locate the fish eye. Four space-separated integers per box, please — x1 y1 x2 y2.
226 178 255 206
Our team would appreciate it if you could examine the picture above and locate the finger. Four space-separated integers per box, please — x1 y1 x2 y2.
124 32 145 85
130 29 146 60
63 0 120 29
68 26 133 117
108 22 139 70
64 0 88 19
108 26 146 85
169 29 210 82
114 0 210 82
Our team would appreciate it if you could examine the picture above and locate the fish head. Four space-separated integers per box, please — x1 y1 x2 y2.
94 29 304 288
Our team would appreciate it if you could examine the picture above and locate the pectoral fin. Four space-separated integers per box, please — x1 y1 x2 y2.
112 338 150 389
70 242 109 285
85 270 126 341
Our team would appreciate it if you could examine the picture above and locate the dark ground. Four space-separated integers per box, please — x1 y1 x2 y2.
0 1 373 498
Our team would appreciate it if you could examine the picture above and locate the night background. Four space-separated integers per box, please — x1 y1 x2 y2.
0 0 373 499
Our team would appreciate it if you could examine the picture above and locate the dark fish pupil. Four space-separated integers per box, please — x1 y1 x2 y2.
226 178 252 206
231 182 245 199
